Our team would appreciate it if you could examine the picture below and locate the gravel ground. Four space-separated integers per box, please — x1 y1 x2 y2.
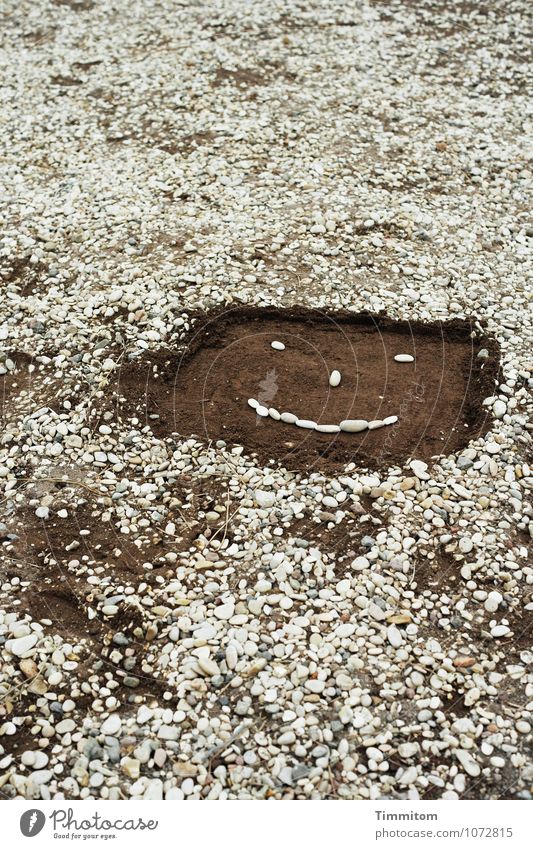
0 0 532 801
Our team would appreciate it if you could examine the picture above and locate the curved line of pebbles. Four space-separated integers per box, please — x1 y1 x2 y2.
247 401 398 433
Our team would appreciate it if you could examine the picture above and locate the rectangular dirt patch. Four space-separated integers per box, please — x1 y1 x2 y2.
110 306 500 472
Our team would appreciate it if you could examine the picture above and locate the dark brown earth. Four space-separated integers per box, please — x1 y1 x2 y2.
107 306 500 472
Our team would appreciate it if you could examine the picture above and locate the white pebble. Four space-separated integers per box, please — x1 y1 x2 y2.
351 556 370 571
101 714 122 736
31 770 53 786
368 420 385 430
316 424 341 433
410 459 429 479
226 645 238 670
214 603 235 620
329 370 341 387
255 405 269 417
399 766 418 786
383 415 399 425
387 625 403 648
271 341 285 351
295 419 317 429
268 408 281 421
340 419 368 433
255 490 276 509
5 634 38 656
398 743 419 758
280 412 297 424
198 658 220 677
305 679 325 694
247 398 259 410
456 750 480 777
491 624 510 638
484 591 503 613
394 354 414 363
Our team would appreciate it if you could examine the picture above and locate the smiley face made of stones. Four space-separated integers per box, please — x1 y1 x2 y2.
246 341 414 434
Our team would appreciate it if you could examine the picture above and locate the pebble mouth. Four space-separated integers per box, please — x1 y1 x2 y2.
108 305 500 472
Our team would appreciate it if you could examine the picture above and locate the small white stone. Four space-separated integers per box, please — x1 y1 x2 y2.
394 354 414 363
166 788 185 800
383 415 398 425
214 603 235 620
35 506 49 519
56 719 76 734
305 679 325 694
340 419 368 433
491 624 510 638
198 658 220 677
295 419 317 429
268 408 281 420
493 400 506 419
122 757 141 779
459 537 473 554
464 687 481 706
336 623 356 638
6 634 38 656
29 751 49 770
137 706 153 724
409 459 429 479
256 405 269 417
399 766 418 785
101 714 122 736
21 751 36 767
368 420 385 430
144 779 163 799
225 645 238 670
456 749 480 777
247 398 259 410
280 412 297 424
315 424 340 433
278 731 296 745
271 341 285 351
65 434 83 448
351 556 370 571
398 743 419 759
255 490 276 509
329 370 341 387
484 591 503 613
387 625 403 647
31 770 53 786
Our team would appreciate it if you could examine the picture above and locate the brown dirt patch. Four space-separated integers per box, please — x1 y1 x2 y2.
1 472 228 637
107 306 499 473
212 67 267 87
0 352 71 424
0 256 49 297
52 0 95 10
